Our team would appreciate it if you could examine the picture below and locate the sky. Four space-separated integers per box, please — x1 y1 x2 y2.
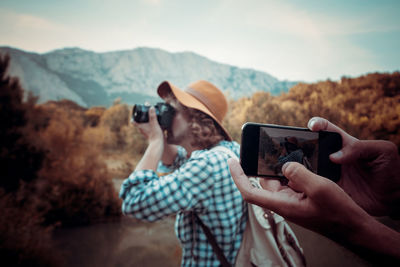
0 0 399 82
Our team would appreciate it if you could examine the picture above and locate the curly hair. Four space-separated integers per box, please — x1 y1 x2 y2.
185 107 226 148
166 95 226 149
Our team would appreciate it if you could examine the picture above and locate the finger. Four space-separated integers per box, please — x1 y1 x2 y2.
228 158 254 193
228 158 293 214
133 121 145 129
132 121 143 130
148 106 157 124
330 139 398 164
307 117 357 146
282 162 323 197
133 121 146 133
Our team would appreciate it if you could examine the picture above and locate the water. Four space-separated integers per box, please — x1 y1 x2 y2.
52 217 374 267
54 217 181 267
52 178 391 267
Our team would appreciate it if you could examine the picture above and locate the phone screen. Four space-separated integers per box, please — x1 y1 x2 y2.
258 126 318 176
240 122 342 182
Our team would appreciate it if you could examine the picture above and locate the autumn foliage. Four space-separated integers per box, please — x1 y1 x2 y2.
224 73 400 149
0 55 128 266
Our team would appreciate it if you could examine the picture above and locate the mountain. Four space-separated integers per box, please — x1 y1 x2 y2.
0 46 297 107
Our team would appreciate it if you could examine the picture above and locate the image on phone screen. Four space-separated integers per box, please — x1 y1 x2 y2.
258 127 319 176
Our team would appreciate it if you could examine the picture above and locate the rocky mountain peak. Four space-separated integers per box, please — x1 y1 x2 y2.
0 46 297 107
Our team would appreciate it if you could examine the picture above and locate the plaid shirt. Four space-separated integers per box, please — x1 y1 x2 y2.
119 140 247 266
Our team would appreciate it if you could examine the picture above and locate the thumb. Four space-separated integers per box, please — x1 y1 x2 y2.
148 106 158 125
282 162 323 197
228 158 294 214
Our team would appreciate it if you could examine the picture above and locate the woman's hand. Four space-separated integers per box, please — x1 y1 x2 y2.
134 107 165 145
133 107 165 171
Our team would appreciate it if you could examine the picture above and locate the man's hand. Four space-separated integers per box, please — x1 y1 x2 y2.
228 159 400 263
228 159 370 239
308 117 400 217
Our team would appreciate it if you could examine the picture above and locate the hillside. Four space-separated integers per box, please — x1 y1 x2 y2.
0 46 297 107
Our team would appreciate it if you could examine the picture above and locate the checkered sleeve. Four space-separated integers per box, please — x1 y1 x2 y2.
157 145 187 173
119 155 215 221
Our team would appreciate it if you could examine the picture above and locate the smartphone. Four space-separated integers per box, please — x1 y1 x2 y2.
240 122 342 183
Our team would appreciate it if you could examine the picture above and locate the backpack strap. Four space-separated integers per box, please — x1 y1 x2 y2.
193 213 231 267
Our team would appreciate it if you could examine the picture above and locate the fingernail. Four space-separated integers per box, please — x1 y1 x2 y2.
308 118 317 129
330 151 343 159
282 162 290 173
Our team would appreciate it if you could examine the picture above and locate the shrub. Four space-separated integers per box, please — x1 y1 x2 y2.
0 53 122 266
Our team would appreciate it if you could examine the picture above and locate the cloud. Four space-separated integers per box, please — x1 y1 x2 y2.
0 9 69 33
214 0 322 39
0 8 77 52
202 0 388 81
0 8 132 53
141 0 162 6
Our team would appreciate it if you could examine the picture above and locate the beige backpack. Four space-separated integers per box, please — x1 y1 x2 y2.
235 177 306 267
211 146 307 267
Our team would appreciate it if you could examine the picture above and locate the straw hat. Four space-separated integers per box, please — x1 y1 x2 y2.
157 80 232 141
